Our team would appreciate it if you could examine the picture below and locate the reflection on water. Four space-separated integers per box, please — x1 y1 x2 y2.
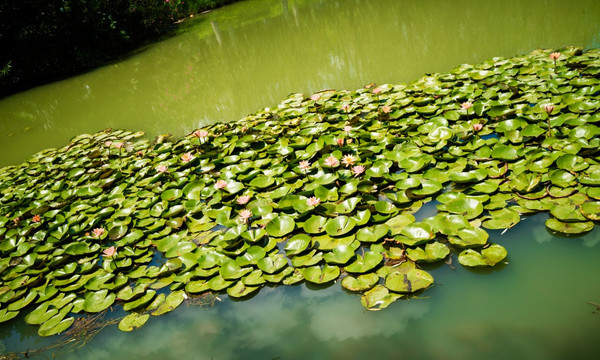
1 0 600 166
2 215 599 359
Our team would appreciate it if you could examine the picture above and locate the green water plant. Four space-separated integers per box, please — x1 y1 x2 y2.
0 46 599 337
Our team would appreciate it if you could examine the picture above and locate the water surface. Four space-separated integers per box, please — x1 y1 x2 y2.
0 0 599 166
1 1 599 359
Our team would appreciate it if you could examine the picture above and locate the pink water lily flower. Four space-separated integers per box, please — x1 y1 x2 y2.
342 154 356 167
543 104 555 115
299 160 311 170
310 94 320 101
239 209 253 223
341 104 351 112
216 180 228 189
473 123 483 132
336 138 344 146
193 129 209 138
373 87 382 94
103 246 117 257
32 215 41 223
549 52 561 61
307 196 320 207
343 125 352 133
382 105 391 114
461 102 473 110
324 156 340 167
92 228 105 237
157 165 168 173
236 195 251 205
181 152 194 163
113 142 124 149
352 165 365 177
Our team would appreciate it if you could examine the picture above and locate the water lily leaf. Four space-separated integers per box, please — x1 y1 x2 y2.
185 280 209 294
424 213 469 236
323 244 357 265
151 290 186 316
556 154 588 172
249 176 275 188
76 186 102 198
290 249 323 267
265 215 295 238
284 234 312 256
303 215 327 234
118 313 149 332
241 228 266 243
385 262 434 293
374 201 397 214
341 273 379 292
38 315 74 337
550 205 587 222
345 250 383 274
82 289 116 313
360 284 403 310
410 179 443 196
491 145 519 161
25 302 59 325
108 224 128 240
448 226 489 248
580 202 600 221
161 188 183 201
406 242 450 263
227 281 260 298
482 208 520 229
356 224 389 243
299 264 340 284
351 209 372 226
257 254 288 274
123 290 156 311
262 267 294 283
314 186 339 201
242 269 266 286
440 197 483 219
336 197 360 214
325 216 356 236
220 260 253 280
399 222 435 245
545 218 594 234
550 169 577 188
458 244 507 267
449 169 487 183
385 213 416 235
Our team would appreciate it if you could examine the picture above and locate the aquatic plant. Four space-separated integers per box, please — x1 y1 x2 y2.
0 47 598 338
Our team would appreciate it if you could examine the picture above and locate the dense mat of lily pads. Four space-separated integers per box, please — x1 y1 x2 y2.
1 47 600 336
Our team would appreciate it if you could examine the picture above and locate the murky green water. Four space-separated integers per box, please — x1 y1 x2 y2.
1 0 600 358
1 0 600 167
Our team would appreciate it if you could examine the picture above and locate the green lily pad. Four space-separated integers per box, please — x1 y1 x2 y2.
299 264 340 284
257 254 288 274
325 216 357 237
406 242 450 263
458 244 507 267
448 226 489 248
118 313 150 332
265 215 296 237
284 234 312 256
385 262 434 293
360 284 403 310
151 290 186 316
82 289 116 313
341 273 380 292
345 250 384 274
227 281 261 298
545 218 594 234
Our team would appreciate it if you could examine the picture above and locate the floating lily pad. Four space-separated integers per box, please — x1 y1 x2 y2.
118 313 150 332
385 262 434 293
458 244 507 267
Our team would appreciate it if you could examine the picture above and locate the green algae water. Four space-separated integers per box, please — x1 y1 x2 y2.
1 0 600 167
1 0 600 359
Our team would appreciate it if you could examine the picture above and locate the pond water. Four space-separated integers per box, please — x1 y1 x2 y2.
1 0 600 359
